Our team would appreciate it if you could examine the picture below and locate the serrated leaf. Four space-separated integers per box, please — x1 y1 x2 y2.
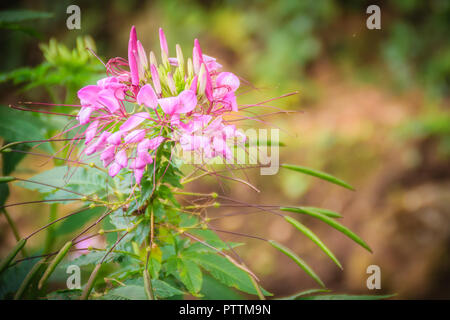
269 240 325 288
177 259 203 294
281 164 354 190
284 216 342 269
281 207 372 252
105 285 146 300
17 165 111 202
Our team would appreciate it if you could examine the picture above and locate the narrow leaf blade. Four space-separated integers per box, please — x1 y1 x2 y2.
284 216 342 269
269 240 325 288
281 207 372 252
281 164 354 190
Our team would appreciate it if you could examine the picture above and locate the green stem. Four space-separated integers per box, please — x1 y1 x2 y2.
1 209 27 256
249 274 265 300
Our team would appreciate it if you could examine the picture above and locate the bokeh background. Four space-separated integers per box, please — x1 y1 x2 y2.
0 0 449 299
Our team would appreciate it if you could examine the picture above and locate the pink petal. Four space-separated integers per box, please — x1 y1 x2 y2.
137 138 150 152
98 90 120 113
134 168 145 185
100 146 115 167
148 136 165 150
159 28 169 55
158 96 179 115
223 92 238 112
216 72 240 92
115 149 128 168
108 162 121 177
107 131 123 146
190 75 198 92
77 107 94 125
128 26 139 86
124 129 146 144
168 57 179 66
177 90 197 113
120 112 150 132
84 120 99 144
77 85 101 105
137 84 158 109
132 151 153 169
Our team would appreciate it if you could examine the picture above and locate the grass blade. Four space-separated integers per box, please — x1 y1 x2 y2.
281 164 354 190
281 207 372 252
269 240 325 288
284 216 342 269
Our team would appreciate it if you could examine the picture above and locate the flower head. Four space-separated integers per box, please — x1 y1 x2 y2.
75 26 243 184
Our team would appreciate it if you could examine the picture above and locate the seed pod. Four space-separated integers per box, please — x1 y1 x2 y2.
0 238 27 274
38 241 72 290
14 258 45 300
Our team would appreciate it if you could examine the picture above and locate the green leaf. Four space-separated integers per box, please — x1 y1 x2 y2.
0 107 51 152
47 289 82 300
54 206 103 236
17 165 110 202
284 216 342 269
281 207 372 252
200 274 243 300
269 240 325 288
184 252 270 296
105 285 147 300
0 259 35 299
175 258 203 295
152 279 184 298
0 10 53 24
105 280 184 300
281 164 355 190
300 206 342 218
298 293 396 300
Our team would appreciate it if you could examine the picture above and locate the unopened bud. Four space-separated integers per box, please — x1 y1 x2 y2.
198 63 207 96
176 44 184 76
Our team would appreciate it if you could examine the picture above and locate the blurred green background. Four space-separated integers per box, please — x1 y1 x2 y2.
0 0 449 299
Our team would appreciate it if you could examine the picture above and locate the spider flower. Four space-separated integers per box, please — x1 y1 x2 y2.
75 26 245 184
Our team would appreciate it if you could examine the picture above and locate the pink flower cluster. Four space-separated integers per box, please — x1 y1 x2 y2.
76 26 245 184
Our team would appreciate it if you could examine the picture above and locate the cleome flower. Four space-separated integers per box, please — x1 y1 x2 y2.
76 26 245 184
